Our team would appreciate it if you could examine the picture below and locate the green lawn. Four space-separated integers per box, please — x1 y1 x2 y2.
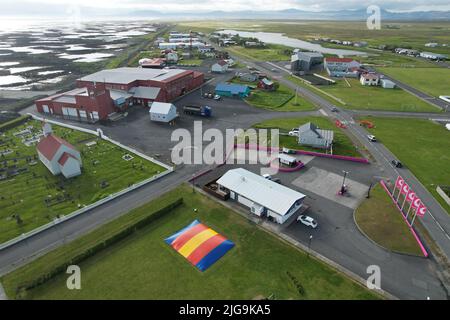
227 44 291 61
253 116 361 157
318 78 440 113
2 184 379 300
365 117 450 214
178 59 203 66
231 78 316 112
0 120 166 244
355 184 423 256
378 67 450 98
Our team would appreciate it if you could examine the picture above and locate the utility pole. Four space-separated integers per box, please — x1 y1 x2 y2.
307 235 313 257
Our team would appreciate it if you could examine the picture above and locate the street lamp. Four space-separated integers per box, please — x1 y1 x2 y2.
307 235 313 257
367 182 374 198
192 174 196 193
341 170 349 194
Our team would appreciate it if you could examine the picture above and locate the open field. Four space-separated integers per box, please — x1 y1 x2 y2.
0 119 166 244
227 45 291 61
2 184 379 300
378 67 450 98
253 116 361 157
364 117 450 215
178 21 450 56
355 184 423 256
317 78 440 112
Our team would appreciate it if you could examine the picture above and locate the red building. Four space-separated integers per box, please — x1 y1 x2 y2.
36 67 204 122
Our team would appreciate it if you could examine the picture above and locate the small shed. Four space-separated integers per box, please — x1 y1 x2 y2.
149 102 178 123
258 78 275 90
215 83 250 98
380 79 396 89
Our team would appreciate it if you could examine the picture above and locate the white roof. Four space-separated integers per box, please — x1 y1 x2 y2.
78 67 187 85
217 168 306 215
278 153 297 162
150 102 175 114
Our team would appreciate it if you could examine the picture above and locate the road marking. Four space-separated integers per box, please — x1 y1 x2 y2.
319 109 328 116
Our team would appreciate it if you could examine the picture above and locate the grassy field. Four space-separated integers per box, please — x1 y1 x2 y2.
365 117 450 215
355 184 423 256
253 116 361 157
318 78 440 113
2 184 379 300
378 67 450 98
178 21 450 56
0 119 166 244
178 58 204 66
227 44 291 61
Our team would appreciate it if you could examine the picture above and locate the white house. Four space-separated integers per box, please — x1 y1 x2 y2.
211 60 229 73
360 73 380 86
216 168 306 224
425 43 438 48
298 122 334 149
166 52 178 63
420 52 447 60
36 123 82 179
149 102 178 123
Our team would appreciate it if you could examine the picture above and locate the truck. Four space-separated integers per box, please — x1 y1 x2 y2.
183 105 212 117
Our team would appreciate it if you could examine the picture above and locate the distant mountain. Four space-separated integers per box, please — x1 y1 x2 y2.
1 3 450 21
126 8 450 21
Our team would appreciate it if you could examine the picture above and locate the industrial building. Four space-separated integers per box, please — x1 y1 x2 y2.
215 83 250 98
36 67 204 122
216 168 306 224
290 50 324 74
324 57 361 78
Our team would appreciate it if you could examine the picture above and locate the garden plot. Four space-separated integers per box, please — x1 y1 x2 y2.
0 119 166 244
292 167 368 209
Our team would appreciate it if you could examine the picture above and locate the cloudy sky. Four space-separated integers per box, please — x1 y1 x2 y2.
1 0 450 14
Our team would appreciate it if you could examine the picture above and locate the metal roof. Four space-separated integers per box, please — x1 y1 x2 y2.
150 102 175 114
217 168 306 216
129 86 161 100
78 67 189 85
215 83 249 94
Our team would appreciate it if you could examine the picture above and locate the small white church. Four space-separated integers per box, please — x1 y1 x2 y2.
36 122 82 178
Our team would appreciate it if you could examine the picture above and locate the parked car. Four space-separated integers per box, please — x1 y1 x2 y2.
392 159 403 168
281 147 296 154
367 135 377 142
262 174 272 180
331 107 339 112
297 215 318 229
288 129 299 136
213 94 222 101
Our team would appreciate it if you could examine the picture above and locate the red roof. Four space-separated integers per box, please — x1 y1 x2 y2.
325 57 356 63
37 134 77 161
58 152 76 166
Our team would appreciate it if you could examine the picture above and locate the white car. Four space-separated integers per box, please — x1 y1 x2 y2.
262 174 272 180
297 215 318 229
367 135 377 142
288 130 299 136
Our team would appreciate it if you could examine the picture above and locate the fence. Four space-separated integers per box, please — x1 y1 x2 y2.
234 144 369 164
0 115 174 251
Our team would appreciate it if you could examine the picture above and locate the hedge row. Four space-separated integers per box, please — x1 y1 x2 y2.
0 114 31 132
15 197 183 296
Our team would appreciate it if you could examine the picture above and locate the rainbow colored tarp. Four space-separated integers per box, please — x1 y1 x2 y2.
165 220 235 272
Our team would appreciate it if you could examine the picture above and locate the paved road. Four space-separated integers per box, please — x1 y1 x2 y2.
231 57 450 261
